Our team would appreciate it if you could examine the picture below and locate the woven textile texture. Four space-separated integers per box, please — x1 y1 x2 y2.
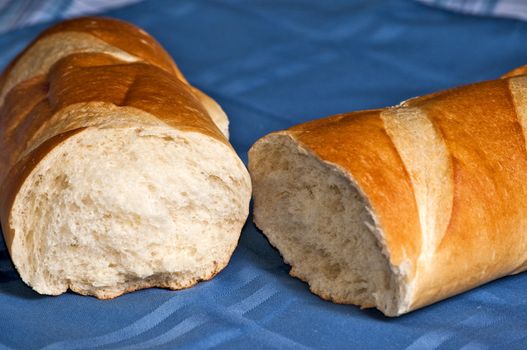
416 0 527 21
1 0 527 349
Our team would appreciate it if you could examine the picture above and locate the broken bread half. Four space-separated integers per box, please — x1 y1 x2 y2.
249 69 527 316
0 17 251 298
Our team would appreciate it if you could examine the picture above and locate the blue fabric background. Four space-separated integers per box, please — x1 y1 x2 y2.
1 0 527 349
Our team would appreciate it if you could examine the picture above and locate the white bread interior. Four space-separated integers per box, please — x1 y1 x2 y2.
9 126 251 298
249 133 403 316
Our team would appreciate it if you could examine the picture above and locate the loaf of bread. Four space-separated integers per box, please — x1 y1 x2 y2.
249 67 527 316
0 17 251 298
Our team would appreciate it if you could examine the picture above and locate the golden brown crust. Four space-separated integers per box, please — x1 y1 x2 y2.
0 75 49 184
0 16 185 90
274 72 527 314
502 65 527 79
48 53 225 141
407 79 527 309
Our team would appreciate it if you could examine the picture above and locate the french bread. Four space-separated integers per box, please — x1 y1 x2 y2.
249 67 527 316
0 17 251 298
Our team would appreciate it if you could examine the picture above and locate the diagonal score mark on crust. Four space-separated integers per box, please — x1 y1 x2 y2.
380 107 454 265
507 76 527 274
508 76 527 155
0 32 138 104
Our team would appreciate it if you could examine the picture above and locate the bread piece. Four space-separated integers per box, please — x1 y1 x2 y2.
0 18 251 298
249 71 527 316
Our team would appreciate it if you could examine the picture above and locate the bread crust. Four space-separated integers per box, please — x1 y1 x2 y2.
251 73 527 315
0 17 182 87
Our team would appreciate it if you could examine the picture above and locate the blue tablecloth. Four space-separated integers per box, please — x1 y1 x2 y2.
1 1 527 349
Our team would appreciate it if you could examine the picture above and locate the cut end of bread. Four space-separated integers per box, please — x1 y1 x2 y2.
8 126 251 298
249 133 408 316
